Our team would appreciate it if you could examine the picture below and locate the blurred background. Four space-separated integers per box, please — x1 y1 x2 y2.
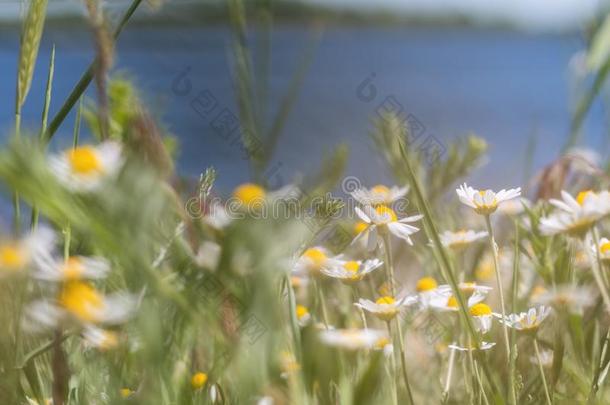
1 0 608 191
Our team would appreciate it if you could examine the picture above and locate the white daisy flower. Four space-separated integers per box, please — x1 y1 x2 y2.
0 227 55 275
448 341 496 352
497 198 531 216
373 335 394 357
203 202 233 230
468 303 495 333
292 246 330 277
320 258 382 284
414 277 441 308
232 183 300 211
350 184 408 206
456 183 521 215
32 255 110 281
592 237 610 263
295 305 311 326
82 325 120 350
49 142 123 191
438 230 488 250
532 285 595 315
24 281 136 332
195 241 222 270
437 282 493 298
540 190 610 237
530 349 553 368
355 295 417 321
354 204 423 248
319 328 388 350
428 290 486 312
496 306 551 333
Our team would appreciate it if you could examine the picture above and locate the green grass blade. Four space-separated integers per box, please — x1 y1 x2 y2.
45 0 144 141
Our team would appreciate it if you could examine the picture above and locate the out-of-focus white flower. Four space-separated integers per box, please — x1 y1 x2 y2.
428 290 486 312
438 230 487 250
414 276 441 308
319 328 388 350
0 227 55 275
592 237 610 263
32 255 109 281
82 325 120 350
497 198 531 216
203 202 233 229
320 258 382 284
195 241 222 270
24 281 136 332
355 204 422 248
232 183 300 209
530 349 553 368
448 341 496 352
373 335 394 357
540 190 610 237
456 183 521 215
497 306 551 333
355 295 417 321
437 282 493 298
292 246 330 277
256 396 275 405
351 184 408 206
295 305 311 326
532 285 595 314
49 142 123 191
468 303 494 333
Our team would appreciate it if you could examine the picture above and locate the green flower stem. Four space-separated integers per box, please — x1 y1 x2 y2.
313 279 330 329
381 231 414 404
534 338 552 405
442 346 456 402
484 215 511 362
385 321 399 405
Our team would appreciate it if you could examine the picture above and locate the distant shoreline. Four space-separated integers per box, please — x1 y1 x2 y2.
0 2 589 33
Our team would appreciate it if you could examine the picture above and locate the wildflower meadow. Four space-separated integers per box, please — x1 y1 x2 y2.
4 1 610 405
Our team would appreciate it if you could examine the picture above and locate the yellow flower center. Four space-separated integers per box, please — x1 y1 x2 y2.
62 257 84 280
474 190 498 213
375 336 391 349
290 276 303 288
120 388 133 398
191 372 208 389
233 183 266 205
600 242 610 254
376 296 396 305
354 221 368 234
460 282 477 294
576 190 594 205
530 285 547 300
296 305 309 320
416 277 437 292
99 330 119 350
280 351 301 372
0 244 26 270
446 295 458 308
343 261 360 273
68 146 102 175
303 248 327 269
469 303 492 316
371 184 390 196
375 205 398 222
58 282 103 323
